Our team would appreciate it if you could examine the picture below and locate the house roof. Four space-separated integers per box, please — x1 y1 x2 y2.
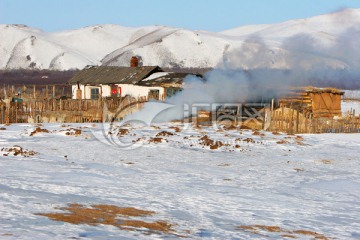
290 86 344 95
137 72 193 87
68 65 163 85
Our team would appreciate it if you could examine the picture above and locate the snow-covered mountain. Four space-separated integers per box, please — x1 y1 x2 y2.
1 8 360 70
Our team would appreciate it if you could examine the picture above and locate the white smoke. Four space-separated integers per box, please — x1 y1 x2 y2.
125 15 360 123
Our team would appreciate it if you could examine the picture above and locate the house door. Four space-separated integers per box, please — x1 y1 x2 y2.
148 89 160 100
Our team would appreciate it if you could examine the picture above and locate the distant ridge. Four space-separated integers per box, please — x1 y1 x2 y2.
0 8 360 71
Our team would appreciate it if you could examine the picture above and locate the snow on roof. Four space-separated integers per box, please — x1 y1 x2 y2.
142 72 170 81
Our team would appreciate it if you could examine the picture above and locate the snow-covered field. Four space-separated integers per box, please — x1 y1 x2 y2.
0 123 359 239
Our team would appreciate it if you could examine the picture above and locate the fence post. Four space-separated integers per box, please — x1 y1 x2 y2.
52 85 56 98
33 85 36 99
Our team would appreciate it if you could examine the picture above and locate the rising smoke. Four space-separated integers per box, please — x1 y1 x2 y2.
126 16 360 123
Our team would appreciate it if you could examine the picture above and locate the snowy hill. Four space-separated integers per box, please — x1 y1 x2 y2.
1 8 360 70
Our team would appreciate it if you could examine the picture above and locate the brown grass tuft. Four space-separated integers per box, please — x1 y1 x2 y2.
281 234 297 238
118 128 129 136
199 135 224 150
149 137 167 143
238 224 328 239
295 135 304 141
36 204 174 235
1 145 38 157
156 131 174 137
276 140 289 144
320 159 332 164
253 225 283 232
64 128 82 136
169 126 181 132
30 127 49 136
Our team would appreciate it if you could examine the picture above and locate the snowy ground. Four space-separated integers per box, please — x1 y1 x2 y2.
0 123 360 239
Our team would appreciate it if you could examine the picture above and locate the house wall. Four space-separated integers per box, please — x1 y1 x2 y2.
119 84 164 100
72 84 164 100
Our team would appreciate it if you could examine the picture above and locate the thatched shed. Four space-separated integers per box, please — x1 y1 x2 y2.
278 87 344 118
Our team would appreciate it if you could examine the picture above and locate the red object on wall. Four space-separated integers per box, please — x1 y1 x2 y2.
111 85 117 96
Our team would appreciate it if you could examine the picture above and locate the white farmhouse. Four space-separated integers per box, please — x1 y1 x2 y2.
68 59 194 101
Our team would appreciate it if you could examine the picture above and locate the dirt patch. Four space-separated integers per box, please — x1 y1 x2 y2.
65 128 82 136
272 131 281 135
199 135 224 150
149 137 167 143
118 128 130 136
320 159 332 164
238 225 328 239
0 127 6 130
36 203 174 235
218 163 231 167
132 137 146 143
30 127 50 136
243 138 255 143
295 135 304 141
1 145 38 157
169 126 181 132
1 233 13 236
156 131 174 137
276 140 289 144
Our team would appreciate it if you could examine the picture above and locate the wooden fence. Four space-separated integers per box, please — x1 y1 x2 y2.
0 84 72 100
0 96 146 124
269 107 360 133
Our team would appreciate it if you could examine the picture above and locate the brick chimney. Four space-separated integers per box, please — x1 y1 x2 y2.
130 56 139 67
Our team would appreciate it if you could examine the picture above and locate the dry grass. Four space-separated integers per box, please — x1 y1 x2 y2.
169 126 181 132
117 128 129 136
239 120 262 130
1 233 13 236
276 140 289 144
218 163 231 167
295 135 304 141
320 159 332 164
253 131 261 136
243 138 255 143
65 128 82 136
156 131 174 137
1 145 38 157
148 137 167 143
30 127 50 136
36 204 174 235
199 135 224 150
238 225 328 239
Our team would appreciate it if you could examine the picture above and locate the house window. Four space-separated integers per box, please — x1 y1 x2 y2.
148 89 160 100
90 88 100 100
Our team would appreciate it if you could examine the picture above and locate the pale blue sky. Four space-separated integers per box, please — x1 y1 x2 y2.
1 0 360 32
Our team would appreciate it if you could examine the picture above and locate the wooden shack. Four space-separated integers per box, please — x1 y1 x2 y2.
278 87 344 118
